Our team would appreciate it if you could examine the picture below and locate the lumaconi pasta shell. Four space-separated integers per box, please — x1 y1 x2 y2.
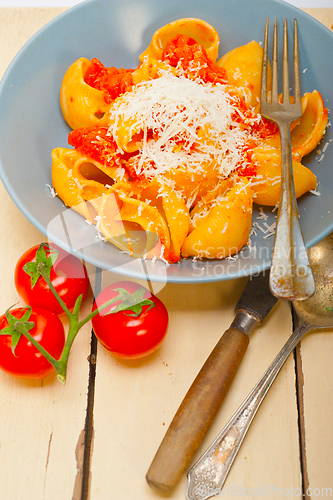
98 191 171 260
217 41 271 110
60 57 111 130
51 147 112 222
51 19 329 265
189 177 235 232
108 107 143 153
127 179 190 262
132 58 176 85
263 91 328 158
182 180 253 259
189 174 227 208
52 148 91 220
159 184 191 262
139 18 220 63
161 160 218 200
291 90 329 160
95 192 150 256
250 145 317 206
257 94 309 150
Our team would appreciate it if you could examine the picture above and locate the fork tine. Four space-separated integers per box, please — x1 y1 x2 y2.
259 17 312 300
293 18 301 105
261 17 269 103
282 18 290 104
271 18 279 103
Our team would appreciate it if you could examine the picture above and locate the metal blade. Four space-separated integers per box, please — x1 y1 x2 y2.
236 272 279 323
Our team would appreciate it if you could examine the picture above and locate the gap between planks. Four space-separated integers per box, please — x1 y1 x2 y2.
74 279 313 500
73 268 102 500
293 329 311 500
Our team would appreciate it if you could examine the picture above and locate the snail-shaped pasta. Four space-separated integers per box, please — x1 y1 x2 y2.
97 179 190 262
250 145 317 206
260 91 328 160
182 180 253 259
99 190 170 258
291 90 328 160
139 181 190 262
217 41 271 109
139 18 220 63
53 18 328 264
189 177 235 232
51 147 121 222
60 58 111 129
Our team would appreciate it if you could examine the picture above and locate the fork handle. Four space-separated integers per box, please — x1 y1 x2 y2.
186 318 311 500
145 326 250 495
269 121 315 300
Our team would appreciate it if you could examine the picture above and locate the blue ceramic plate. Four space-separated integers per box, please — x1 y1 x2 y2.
0 0 332 283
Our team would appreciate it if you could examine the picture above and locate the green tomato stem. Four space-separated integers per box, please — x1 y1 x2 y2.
54 296 123 383
20 262 148 384
37 263 72 318
76 294 123 329
15 322 61 373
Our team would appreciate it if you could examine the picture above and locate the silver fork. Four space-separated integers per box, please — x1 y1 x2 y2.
261 18 315 301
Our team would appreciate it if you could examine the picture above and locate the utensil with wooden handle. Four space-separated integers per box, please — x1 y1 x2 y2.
146 272 278 494
186 232 333 500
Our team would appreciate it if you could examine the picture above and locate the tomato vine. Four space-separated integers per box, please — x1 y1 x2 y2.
0 243 166 383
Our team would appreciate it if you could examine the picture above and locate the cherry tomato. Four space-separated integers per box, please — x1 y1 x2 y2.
91 281 169 360
14 243 90 316
0 307 65 380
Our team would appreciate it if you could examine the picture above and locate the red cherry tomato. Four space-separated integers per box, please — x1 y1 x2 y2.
0 307 65 380
91 281 169 360
14 243 90 316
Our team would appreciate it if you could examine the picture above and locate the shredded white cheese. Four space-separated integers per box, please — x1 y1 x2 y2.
108 73 254 181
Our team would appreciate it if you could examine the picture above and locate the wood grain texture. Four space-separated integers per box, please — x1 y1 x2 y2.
0 10 92 500
0 7 331 500
0 182 94 500
302 8 333 29
146 327 250 494
90 278 301 499
297 11 333 499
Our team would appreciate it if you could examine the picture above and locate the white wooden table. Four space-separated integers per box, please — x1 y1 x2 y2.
0 7 332 500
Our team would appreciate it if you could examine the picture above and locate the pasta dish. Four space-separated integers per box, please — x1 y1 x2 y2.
51 18 328 263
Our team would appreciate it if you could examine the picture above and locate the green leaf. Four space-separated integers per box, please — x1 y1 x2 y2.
105 286 156 318
23 243 59 288
0 306 35 356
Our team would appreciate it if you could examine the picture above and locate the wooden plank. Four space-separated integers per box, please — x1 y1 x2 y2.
0 8 93 500
299 330 333 495
0 7 331 500
302 8 333 29
297 9 333 499
90 275 301 499
0 8 67 77
0 183 94 500
90 8 333 498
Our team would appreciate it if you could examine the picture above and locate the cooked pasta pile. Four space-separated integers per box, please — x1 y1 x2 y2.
52 18 328 263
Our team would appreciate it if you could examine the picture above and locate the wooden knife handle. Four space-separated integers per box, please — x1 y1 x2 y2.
146 327 249 494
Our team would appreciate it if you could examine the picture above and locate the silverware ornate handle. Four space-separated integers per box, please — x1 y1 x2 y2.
186 319 311 500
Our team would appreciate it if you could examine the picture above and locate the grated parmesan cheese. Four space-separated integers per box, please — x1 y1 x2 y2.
108 73 254 181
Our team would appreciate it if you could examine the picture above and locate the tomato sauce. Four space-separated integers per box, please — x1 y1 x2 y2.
68 126 138 177
68 126 119 165
84 58 134 103
78 36 277 181
162 34 227 85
